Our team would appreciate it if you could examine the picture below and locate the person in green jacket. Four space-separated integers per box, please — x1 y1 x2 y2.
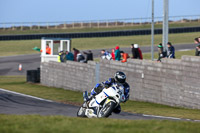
115 46 121 61
65 51 74 61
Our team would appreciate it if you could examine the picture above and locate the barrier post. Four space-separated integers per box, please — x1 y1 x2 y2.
95 63 100 85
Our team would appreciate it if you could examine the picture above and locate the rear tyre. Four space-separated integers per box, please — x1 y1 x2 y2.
77 106 86 117
97 101 116 118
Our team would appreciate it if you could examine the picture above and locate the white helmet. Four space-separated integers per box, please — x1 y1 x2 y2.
134 44 139 48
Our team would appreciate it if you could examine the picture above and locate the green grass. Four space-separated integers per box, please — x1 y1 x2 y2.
0 32 199 56
0 115 200 133
1 76 200 120
0 21 199 35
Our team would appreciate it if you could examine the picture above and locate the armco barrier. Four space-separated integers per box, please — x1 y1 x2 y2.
41 56 200 109
1 26 200 41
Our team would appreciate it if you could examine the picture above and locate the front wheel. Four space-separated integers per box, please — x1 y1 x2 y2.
97 101 116 118
77 106 86 117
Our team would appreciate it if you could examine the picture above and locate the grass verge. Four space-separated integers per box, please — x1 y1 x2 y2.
0 76 200 120
0 32 199 57
0 115 200 133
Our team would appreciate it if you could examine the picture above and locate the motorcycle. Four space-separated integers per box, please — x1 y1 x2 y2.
77 83 126 118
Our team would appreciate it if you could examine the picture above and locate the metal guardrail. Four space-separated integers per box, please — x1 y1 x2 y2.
0 15 200 30
0 26 200 41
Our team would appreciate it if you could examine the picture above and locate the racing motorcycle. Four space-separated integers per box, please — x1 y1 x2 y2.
77 83 126 118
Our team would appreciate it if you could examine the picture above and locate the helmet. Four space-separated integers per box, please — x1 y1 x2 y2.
134 44 139 48
114 71 126 83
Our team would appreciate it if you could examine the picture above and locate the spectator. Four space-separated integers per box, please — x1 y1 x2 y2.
130 44 134 58
135 44 143 60
131 44 142 59
157 43 164 62
73 48 79 61
37 44 51 55
115 46 121 61
58 51 64 62
167 42 175 58
83 50 93 63
111 49 115 60
101 50 112 60
77 52 85 63
65 51 74 61
194 38 200 56
120 51 130 63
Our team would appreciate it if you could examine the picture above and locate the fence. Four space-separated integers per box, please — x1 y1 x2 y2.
1 26 200 41
0 15 200 31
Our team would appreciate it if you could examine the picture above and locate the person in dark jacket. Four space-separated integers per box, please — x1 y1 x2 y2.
194 38 200 56
83 50 93 63
167 42 175 58
131 44 142 59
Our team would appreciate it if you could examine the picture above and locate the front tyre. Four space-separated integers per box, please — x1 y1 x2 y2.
77 107 86 117
97 101 116 118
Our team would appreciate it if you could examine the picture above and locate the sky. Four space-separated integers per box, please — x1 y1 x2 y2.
0 0 200 23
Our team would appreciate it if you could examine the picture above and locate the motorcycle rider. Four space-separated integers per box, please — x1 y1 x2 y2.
85 71 130 114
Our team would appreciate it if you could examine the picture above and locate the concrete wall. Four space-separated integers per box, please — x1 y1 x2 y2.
41 55 200 109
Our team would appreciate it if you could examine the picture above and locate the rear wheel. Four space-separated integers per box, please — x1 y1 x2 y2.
77 106 86 117
97 101 116 118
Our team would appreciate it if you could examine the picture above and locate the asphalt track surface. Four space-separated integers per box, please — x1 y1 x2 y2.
1 88 200 121
0 43 195 76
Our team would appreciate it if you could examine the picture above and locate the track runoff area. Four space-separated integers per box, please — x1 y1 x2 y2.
0 88 199 122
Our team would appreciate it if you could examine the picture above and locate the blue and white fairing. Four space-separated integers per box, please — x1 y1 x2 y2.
88 83 125 108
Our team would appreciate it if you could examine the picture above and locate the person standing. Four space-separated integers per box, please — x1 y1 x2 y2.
167 42 175 58
157 43 163 62
115 46 121 61
194 38 200 56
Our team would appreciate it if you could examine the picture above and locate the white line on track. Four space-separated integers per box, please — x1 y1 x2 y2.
142 114 181 120
0 88 53 102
